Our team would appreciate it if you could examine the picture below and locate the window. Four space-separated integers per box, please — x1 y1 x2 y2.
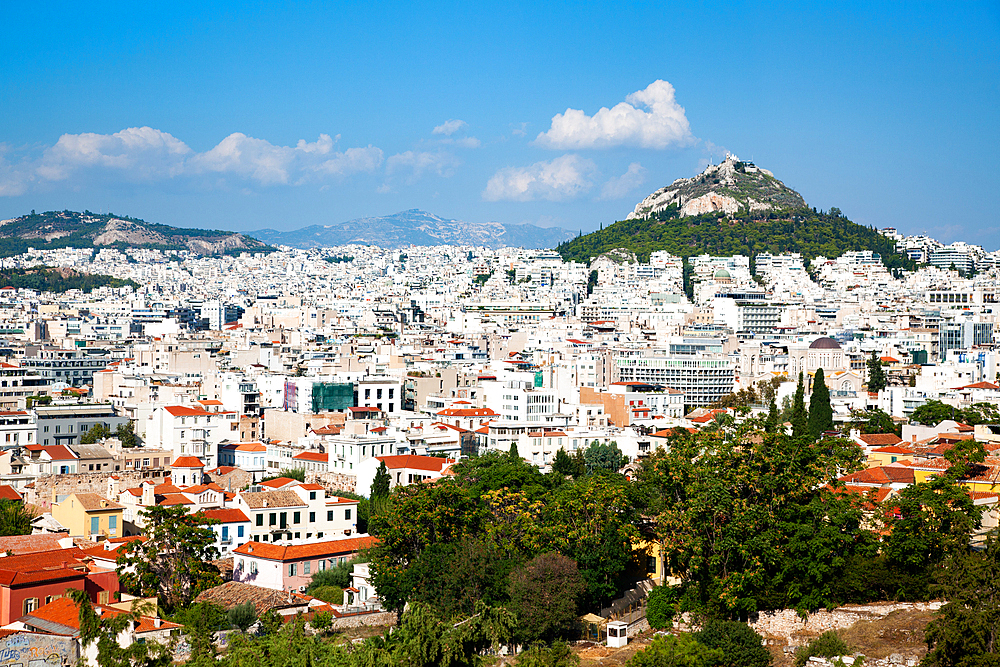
238 525 244 538
319 559 326 571
288 563 297 577
309 511 316 522
250 561 258 574
256 514 264 526
91 516 99 535
222 526 229 540
304 561 311 575
269 513 276 526
24 598 38 614
98 591 110 604
327 510 333 521
109 516 117 534
309 491 316 500
293 512 300 524
345 509 352 521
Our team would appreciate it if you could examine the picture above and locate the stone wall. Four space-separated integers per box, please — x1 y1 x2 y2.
26 469 170 510
306 471 357 495
206 466 253 492
330 610 396 630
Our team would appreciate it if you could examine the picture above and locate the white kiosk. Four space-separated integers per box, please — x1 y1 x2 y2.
607 620 628 648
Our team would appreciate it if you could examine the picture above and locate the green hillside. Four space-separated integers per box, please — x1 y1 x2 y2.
0 267 139 293
557 206 915 271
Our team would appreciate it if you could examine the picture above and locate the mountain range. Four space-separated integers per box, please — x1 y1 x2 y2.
252 209 576 249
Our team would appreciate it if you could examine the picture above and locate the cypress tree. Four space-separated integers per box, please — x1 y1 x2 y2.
509 441 520 460
765 395 779 433
808 367 833 439
867 351 887 393
791 371 808 438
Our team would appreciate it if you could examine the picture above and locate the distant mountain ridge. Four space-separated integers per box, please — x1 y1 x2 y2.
253 209 576 249
0 210 271 257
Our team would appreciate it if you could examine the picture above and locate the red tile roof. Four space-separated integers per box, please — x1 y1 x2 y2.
293 451 327 462
171 456 205 468
858 433 903 446
376 454 455 473
260 477 298 489
0 485 22 501
202 508 251 523
233 536 378 561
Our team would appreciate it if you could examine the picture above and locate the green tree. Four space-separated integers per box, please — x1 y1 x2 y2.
640 422 870 617
510 441 520 460
80 423 112 444
67 589 171 667
694 619 771 667
117 505 221 610
645 585 676 630
552 448 575 476
0 498 34 536
371 460 391 500
808 368 833 439
583 441 625 473
627 634 723 667
793 631 850 667
260 467 305 483
173 602 226 664
791 371 808 438
764 396 779 433
115 420 140 447
850 408 900 436
923 536 1000 667
508 553 586 643
227 601 257 632
516 641 579 667
310 585 344 604
867 351 887 393
883 439 986 574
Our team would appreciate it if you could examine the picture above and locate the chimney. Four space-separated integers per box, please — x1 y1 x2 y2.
154 617 161 628
912 434 917 443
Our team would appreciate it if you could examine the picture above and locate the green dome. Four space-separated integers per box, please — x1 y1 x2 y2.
714 268 731 279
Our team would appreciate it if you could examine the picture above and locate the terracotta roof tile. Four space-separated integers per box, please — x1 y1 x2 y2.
233 536 377 561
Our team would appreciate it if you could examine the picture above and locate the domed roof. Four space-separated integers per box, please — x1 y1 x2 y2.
809 337 842 350
714 268 731 279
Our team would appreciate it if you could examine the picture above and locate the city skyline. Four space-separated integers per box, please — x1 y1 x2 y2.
2 2 998 248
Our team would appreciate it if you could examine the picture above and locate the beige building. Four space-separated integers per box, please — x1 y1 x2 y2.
51 492 124 540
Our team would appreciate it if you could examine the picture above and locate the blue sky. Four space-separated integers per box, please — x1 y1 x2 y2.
1 1 998 248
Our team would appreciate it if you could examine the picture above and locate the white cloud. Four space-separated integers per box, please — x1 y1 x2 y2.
0 128 384 195
439 136 481 148
432 119 467 136
600 162 647 200
535 80 695 150
386 150 460 184
37 127 191 181
483 154 597 202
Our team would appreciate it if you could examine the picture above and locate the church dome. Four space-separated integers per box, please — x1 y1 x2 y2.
714 268 731 279
809 337 842 350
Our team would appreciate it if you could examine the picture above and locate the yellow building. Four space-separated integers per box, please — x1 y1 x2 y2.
51 492 124 540
867 446 916 468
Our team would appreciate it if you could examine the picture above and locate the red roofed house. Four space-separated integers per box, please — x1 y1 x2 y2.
291 450 329 474
17 596 181 667
356 455 455 494
144 405 240 470
0 547 120 625
201 508 252 556
233 536 378 592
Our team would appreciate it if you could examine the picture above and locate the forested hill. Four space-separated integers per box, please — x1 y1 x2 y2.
0 210 273 257
0 267 138 293
556 206 915 271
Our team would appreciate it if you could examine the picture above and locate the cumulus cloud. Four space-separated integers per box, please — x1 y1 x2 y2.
483 154 597 202
600 162 647 200
0 127 384 195
432 119 468 136
535 80 695 150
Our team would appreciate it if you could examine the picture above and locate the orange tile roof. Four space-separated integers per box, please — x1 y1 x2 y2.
171 456 205 468
233 536 378 561
293 451 327 462
376 454 454 473
858 433 903 446
260 477 298 489
202 508 251 523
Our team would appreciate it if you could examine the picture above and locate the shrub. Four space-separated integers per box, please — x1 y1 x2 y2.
646 585 676 630
227 601 257 632
627 634 723 667
310 585 344 605
794 631 850 667
694 619 771 667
